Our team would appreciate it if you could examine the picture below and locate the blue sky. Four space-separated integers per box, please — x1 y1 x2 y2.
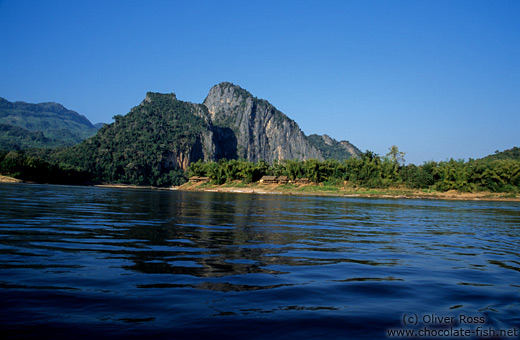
1 0 519 164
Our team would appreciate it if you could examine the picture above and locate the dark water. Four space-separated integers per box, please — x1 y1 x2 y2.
1 183 519 339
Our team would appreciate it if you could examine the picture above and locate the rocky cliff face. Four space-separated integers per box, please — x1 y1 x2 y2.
203 82 323 163
339 140 361 156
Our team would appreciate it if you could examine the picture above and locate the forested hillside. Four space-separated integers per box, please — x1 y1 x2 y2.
482 147 520 161
307 134 361 160
0 97 100 149
0 124 62 150
52 93 212 186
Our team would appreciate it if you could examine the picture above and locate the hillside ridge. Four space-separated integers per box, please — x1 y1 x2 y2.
0 97 100 149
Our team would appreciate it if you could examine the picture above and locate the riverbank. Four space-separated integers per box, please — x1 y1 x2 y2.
2 176 519 201
94 183 159 190
0 175 22 183
178 181 520 202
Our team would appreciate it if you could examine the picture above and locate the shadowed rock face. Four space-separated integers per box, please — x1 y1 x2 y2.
203 82 323 163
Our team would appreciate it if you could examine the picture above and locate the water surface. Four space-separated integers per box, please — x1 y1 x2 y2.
1 183 519 339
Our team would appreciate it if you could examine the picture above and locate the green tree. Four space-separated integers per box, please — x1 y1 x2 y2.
1 151 25 176
386 145 406 165
304 159 321 183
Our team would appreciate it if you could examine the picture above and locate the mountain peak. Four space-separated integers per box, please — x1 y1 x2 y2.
213 81 244 90
205 82 253 105
144 92 177 103
215 81 237 88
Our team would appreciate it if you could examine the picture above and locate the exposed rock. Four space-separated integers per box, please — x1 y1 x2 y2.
322 134 334 146
339 140 361 157
203 82 323 163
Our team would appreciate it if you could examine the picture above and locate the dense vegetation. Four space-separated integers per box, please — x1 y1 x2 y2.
307 134 360 160
0 97 99 149
2 143 519 193
187 151 520 193
482 147 520 161
0 150 90 184
46 93 209 186
0 124 63 150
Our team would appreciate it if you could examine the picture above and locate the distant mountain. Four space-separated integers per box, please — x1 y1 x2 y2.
0 97 100 150
58 82 360 186
481 147 520 161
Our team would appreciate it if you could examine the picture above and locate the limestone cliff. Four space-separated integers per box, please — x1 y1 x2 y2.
203 82 323 163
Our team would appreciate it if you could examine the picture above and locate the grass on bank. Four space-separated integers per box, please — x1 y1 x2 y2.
179 180 519 201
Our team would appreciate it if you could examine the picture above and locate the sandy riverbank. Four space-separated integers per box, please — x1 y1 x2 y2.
177 181 520 202
94 183 159 190
0 175 22 183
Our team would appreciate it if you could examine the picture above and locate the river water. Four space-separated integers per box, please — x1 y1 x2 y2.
0 183 519 339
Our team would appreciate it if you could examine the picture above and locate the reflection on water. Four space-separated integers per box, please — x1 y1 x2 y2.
0 183 519 339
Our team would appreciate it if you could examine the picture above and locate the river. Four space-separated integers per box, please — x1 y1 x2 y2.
1 183 519 339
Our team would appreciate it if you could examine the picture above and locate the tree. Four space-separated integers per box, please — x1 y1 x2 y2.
0 151 25 176
284 159 304 181
386 145 406 165
304 159 320 183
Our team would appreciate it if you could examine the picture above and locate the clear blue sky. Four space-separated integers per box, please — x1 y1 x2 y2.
1 0 519 164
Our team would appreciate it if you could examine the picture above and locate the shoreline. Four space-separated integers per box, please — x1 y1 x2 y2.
2 176 519 202
177 182 520 202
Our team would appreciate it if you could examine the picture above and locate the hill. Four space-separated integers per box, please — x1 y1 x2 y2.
481 147 520 161
0 97 100 149
307 134 361 160
56 83 360 186
0 124 61 150
55 92 212 185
